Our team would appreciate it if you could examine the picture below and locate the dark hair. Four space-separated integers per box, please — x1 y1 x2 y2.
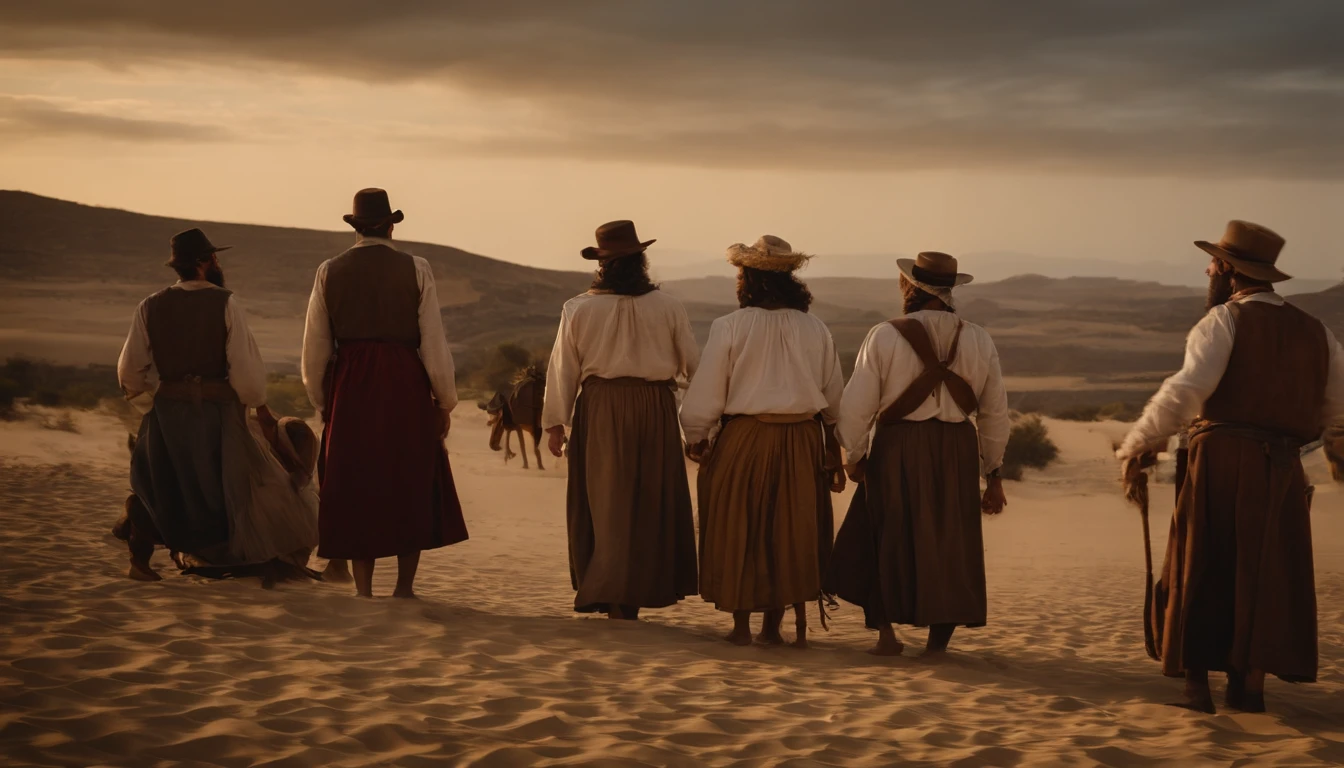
355 222 394 239
591 252 658 296
736 266 813 312
901 276 953 314
169 258 204 282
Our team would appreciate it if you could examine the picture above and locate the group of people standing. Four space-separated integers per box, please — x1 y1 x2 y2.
543 222 1010 654
116 187 1337 714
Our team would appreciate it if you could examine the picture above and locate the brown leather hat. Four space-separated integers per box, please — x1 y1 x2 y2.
1195 220 1290 283
581 220 655 261
343 188 405 229
167 228 231 267
897 252 974 289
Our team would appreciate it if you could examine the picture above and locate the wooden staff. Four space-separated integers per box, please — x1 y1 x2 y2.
1125 451 1160 660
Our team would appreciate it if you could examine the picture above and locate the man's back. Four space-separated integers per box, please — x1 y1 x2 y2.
143 285 231 381
324 243 421 346
1203 301 1329 442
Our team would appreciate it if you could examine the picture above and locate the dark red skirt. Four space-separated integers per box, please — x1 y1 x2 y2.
317 341 467 560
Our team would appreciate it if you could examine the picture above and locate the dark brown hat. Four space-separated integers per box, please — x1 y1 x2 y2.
581 220 656 261
343 188 405 229
1195 220 1290 283
168 228 231 266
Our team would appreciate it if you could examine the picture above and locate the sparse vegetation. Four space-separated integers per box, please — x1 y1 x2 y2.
265 374 315 419
1054 401 1142 423
454 342 549 401
1001 415 1060 481
1 357 121 412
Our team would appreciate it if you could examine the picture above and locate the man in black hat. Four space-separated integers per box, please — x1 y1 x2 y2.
1119 220 1344 713
302 188 468 599
117 228 286 579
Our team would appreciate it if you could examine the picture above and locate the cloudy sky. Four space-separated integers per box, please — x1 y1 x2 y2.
2 1 1341 278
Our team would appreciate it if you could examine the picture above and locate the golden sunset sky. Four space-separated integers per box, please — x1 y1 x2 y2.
1 2 1341 279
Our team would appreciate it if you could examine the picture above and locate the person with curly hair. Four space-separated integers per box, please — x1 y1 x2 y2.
680 235 845 648
543 221 700 620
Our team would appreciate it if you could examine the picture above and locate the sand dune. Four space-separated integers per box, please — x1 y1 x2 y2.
1 410 1342 766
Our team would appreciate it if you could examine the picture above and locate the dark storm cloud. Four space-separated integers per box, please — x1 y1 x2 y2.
0 96 232 142
2 1 1341 176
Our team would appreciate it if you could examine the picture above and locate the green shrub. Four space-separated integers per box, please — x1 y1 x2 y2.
1001 415 1060 481
265 374 316 419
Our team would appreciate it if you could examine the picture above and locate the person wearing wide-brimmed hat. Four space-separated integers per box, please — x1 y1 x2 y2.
825 252 1009 657
117 228 319 580
542 220 700 620
301 189 468 598
680 235 846 648
1118 220 1344 713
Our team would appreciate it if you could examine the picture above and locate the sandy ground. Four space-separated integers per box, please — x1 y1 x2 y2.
1 409 1343 767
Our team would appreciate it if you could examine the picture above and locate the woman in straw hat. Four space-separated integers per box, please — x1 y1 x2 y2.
826 252 1010 657
543 220 700 620
681 235 845 647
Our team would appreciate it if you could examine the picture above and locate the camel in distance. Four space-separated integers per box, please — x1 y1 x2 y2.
480 366 547 470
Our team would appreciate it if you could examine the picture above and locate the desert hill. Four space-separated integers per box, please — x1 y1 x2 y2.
4 191 1342 412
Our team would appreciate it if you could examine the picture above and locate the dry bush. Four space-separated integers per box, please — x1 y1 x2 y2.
1001 415 1060 481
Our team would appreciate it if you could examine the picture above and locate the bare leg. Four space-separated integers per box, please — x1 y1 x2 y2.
353 559 375 598
756 609 785 645
925 623 956 654
1171 668 1216 714
869 624 905 656
726 610 753 646
393 552 420 598
791 602 809 649
518 429 529 469
322 558 353 583
124 496 161 582
1235 670 1267 713
534 431 545 471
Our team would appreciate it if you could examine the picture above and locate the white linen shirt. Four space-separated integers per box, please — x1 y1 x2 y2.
542 290 701 430
836 311 1010 472
1118 292 1344 458
116 281 269 408
300 236 458 417
679 308 844 445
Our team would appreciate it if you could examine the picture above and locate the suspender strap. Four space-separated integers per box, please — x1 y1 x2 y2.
877 318 979 424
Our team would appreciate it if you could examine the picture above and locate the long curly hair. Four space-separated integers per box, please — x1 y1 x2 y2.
736 266 813 311
591 253 658 296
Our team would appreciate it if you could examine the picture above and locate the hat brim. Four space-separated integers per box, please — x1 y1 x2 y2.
343 210 405 229
896 258 973 288
1194 241 1291 283
165 244 231 267
581 239 656 261
727 244 811 273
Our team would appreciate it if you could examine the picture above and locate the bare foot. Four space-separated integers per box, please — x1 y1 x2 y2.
322 560 353 584
756 629 785 646
868 638 905 656
355 589 374 598
127 560 162 582
791 634 809 650
725 627 753 646
392 589 418 600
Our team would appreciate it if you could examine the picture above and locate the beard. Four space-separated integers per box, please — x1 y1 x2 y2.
1206 270 1234 311
204 264 226 288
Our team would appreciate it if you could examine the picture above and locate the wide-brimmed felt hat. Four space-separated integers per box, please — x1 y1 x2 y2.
726 235 810 273
168 228 231 266
343 188 405 229
581 220 656 261
897 251 974 290
1194 220 1290 283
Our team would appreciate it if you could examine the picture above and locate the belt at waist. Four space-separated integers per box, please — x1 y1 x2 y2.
336 338 419 350
1188 420 1308 466
722 412 818 427
582 376 676 388
156 377 239 403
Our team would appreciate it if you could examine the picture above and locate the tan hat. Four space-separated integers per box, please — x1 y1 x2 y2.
726 235 810 272
1194 220 1290 283
897 252 974 291
272 417 318 489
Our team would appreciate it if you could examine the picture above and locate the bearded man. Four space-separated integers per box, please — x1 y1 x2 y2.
302 188 467 598
118 228 317 580
1119 220 1344 713
826 252 1009 656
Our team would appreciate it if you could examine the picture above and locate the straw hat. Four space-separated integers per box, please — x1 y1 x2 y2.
1194 220 1290 283
897 252 974 292
726 235 810 272
272 417 319 489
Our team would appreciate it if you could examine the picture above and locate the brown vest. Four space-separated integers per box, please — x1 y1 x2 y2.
1201 300 1329 442
143 285 231 382
323 243 422 346
878 317 979 424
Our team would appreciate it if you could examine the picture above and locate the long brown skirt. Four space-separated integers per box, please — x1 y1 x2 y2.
1153 429 1317 682
567 377 697 613
697 414 831 613
826 419 986 629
